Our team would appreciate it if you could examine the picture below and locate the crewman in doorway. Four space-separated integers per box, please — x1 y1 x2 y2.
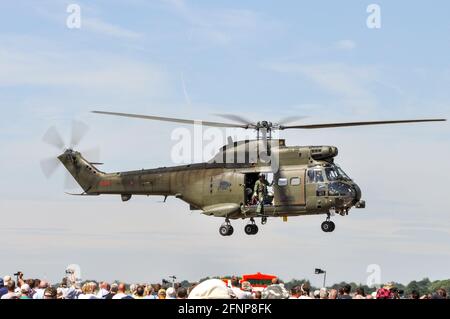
253 174 272 213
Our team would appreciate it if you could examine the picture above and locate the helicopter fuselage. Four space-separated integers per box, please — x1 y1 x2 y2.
58 139 365 221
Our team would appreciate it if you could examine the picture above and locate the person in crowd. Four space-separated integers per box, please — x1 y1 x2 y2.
339 284 352 299
105 283 118 299
240 281 253 299
328 289 338 299
19 284 31 299
97 282 110 299
230 276 250 299
33 280 49 299
410 290 420 299
319 288 329 299
166 287 177 299
157 289 167 299
112 283 130 299
254 291 262 299
1 280 18 299
176 287 188 299
0 279 7 298
133 285 145 299
262 278 289 299
313 290 321 299
436 288 447 299
353 287 366 299
298 283 312 299
289 286 301 299
78 282 98 299
43 287 57 299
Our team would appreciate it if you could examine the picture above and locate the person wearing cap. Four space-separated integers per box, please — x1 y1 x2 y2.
20 284 31 299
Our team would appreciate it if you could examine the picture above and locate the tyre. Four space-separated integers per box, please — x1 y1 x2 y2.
321 221 331 232
219 225 229 236
328 221 335 232
227 225 234 236
251 224 259 235
244 224 254 235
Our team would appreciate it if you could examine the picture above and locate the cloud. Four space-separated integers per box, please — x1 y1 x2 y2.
264 62 379 113
335 39 356 50
0 44 168 95
162 0 265 46
82 18 143 39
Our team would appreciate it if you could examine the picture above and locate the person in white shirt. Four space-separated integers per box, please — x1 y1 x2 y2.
78 282 98 299
112 283 132 299
230 277 252 299
32 281 49 299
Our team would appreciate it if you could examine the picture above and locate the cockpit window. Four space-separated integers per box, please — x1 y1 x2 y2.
325 167 339 181
309 165 351 183
307 168 325 183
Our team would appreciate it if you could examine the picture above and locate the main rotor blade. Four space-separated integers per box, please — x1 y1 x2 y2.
213 114 255 126
42 127 65 150
40 157 60 178
92 111 249 128
70 120 89 148
277 116 308 126
280 119 446 130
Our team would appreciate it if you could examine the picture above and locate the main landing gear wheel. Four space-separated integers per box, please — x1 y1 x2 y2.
261 217 268 225
244 224 259 235
321 221 335 233
219 219 234 236
244 218 259 235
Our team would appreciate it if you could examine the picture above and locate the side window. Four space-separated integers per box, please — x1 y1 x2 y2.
278 178 288 186
290 177 300 186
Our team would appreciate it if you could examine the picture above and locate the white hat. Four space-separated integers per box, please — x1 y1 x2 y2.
188 279 235 299
166 287 176 298
21 284 30 293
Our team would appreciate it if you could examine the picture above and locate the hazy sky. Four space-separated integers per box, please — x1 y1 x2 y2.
1 0 449 287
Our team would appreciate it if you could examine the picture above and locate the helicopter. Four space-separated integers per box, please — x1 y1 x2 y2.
41 111 446 236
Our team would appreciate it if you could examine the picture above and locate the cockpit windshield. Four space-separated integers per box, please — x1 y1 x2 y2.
324 165 351 181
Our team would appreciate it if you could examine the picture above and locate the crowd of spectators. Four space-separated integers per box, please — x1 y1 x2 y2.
0 273 447 300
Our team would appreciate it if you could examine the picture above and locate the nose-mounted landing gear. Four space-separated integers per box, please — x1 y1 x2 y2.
244 218 259 235
219 218 234 236
321 213 335 233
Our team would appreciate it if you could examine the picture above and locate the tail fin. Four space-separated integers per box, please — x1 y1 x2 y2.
58 150 103 193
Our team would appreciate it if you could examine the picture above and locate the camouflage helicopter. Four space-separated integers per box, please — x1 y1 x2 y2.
41 111 445 236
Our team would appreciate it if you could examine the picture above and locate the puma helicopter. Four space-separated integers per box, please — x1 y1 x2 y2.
42 111 446 236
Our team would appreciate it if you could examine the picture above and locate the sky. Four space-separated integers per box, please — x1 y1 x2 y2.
0 0 449 287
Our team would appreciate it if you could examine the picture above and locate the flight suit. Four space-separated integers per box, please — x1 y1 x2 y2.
254 179 271 213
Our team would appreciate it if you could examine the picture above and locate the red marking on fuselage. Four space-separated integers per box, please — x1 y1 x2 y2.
99 180 112 187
